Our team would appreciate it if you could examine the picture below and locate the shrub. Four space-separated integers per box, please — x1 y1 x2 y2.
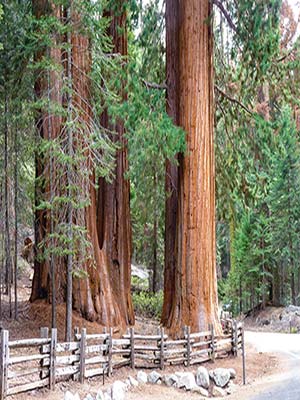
132 290 163 320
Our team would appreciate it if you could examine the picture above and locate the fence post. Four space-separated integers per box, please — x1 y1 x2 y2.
242 325 246 385
232 320 238 357
49 328 57 390
79 328 86 383
184 326 191 367
210 324 215 362
108 328 113 377
0 330 9 400
74 326 79 340
160 327 165 370
40 327 49 380
130 327 135 369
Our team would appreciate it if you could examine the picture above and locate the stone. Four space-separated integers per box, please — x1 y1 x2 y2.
137 371 148 384
175 372 197 390
64 392 75 400
228 368 236 379
96 390 105 400
148 371 162 384
212 368 231 388
212 386 227 397
196 366 210 389
226 381 237 395
124 379 131 391
162 374 178 387
111 381 127 400
191 386 209 397
128 376 139 387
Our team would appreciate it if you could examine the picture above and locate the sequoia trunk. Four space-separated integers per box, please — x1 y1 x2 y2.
97 1 134 326
163 0 221 335
31 0 133 329
162 0 179 324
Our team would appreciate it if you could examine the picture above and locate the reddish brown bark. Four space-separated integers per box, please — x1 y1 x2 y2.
161 0 179 324
31 0 134 328
163 0 221 336
96 1 134 326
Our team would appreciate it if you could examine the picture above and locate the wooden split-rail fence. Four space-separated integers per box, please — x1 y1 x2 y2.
0 320 244 399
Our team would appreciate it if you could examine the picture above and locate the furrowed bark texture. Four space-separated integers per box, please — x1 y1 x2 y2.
97 1 134 326
162 0 179 324
31 0 64 305
31 0 133 328
163 0 221 336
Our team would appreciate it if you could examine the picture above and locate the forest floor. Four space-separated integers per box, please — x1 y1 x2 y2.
243 305 300 333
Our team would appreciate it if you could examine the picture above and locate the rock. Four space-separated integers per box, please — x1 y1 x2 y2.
226 381 237 395
175 372 197 390
212 386 227 397
162 374 178 387
212 368 231 388
196 366 210 389
84 395 94 400
96 390 105 400
191 386 209 397
124 379 131 391
148 371 162 384
111 381 126 400
64 392 75 400
128 376 139 387
228 368 236 379
137 371 148 384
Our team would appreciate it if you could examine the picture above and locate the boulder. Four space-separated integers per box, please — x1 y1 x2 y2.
137 371 148 384
111 381 126 400
196 366 210 389
191 386 209 397
175 372 197 390
148 371 162 384
228 368 236 379
212 386 227 397
212 368 231 388
128 376 139 387
162 374 178 387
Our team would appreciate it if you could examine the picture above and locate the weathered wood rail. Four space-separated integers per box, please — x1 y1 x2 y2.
0 320 243 399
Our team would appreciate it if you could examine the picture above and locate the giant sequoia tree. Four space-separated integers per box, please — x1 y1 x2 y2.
162 0 220 334
30 0 134 329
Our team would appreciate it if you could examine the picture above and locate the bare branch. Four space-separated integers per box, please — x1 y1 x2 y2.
215 85 253 115
211 0 237 33
142 79 167 90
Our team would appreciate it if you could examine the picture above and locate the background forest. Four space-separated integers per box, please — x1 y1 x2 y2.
0 0 300 334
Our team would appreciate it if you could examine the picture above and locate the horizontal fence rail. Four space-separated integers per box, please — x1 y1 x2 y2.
0 319 243 399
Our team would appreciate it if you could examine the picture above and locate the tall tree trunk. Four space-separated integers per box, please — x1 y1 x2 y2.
163 0 221 335
31 0 134 329
96 0 134 326
65 2 73 342
14 124 18 320
161 0 179 325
